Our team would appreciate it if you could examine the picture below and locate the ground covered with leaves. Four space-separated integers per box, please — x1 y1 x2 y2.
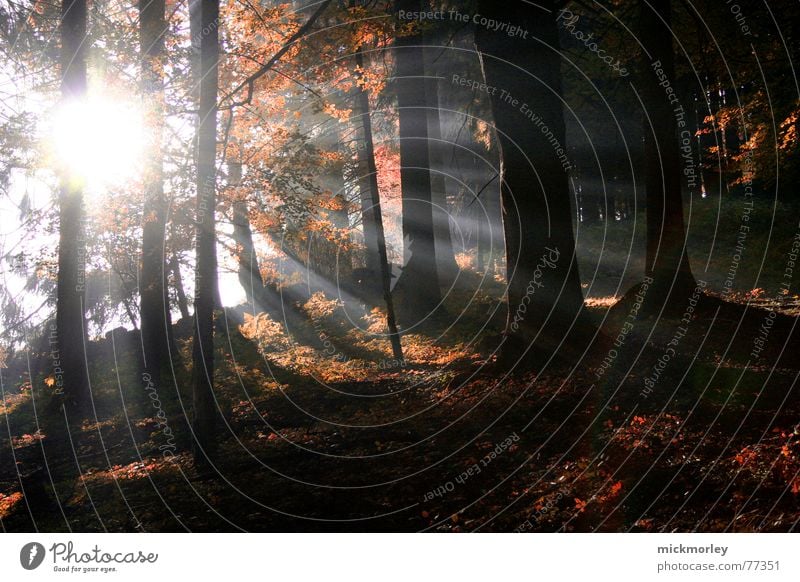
1 284 799 532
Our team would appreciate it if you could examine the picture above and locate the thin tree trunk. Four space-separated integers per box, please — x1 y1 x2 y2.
232 203 265 308
139 0 169 384
55 0 90 414
581 194 601 224
229 160 272 314
230 192 329 349
190 0 219 466
640 0 696 302
475 1 585 365
605 189 616 222
393 0 441 323
233 187 376 356
170 253 191 320
354 46 403 359
352 68 381 277
122 297 138 331
579 170 601 224
475 219 484 272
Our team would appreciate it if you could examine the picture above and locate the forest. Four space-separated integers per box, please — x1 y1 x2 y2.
0 0 799 532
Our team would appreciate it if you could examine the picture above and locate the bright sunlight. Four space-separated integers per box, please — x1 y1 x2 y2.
49 97 145 187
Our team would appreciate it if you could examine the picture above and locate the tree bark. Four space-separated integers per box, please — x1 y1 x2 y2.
475 208 485 273
190 0 219 466
577 166 601 224
55 0 90 414
139 0 169 385
230 192 340 351
475 1 585 365
425 73 460 286
640 0 696 303
393 0 441 323
170 253 191 321
351 74 381 277
354 46 403 359
230 177 273 315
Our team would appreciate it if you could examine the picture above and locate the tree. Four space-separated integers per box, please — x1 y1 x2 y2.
190 0 220 466
169 252 191 321
638 0 697 305
139 0 170 386
475 0 585 365
227 159 303 330
353 44 403 359
55 0 90 413
353 68 382 280
420 9 462 287
393 0 441 323
425 71 460 286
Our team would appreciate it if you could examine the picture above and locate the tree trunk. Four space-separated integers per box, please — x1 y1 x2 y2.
476 210 485 273
393 0 441 323
190 0 219 466
640 0 696 303
139 0 169 385
354 46 403 359
475 1 585 365
581 195 601 224
230 171 272 315
424 68 459 286
351 79 381 277
55 0 90 414
578 166 601 224
170 253 191 320
230 192 338 351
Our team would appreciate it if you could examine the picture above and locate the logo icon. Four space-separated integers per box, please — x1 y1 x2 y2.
20 542 45 570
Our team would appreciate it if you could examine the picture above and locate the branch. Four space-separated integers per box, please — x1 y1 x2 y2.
467 173 499 207
220 0 334 109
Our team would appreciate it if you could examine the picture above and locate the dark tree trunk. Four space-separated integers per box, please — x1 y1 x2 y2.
475 1 585 365
139 0 169 385
190 0 219 466
576 165 600 224
640 0 696 302
471 175 501 275
230 182 273 315
55 0 90 414
605 189 616 222
476 211 486 273
230 193 337 350
581 194 601 224
170 253 191 321
354 46 403 359
425 74 459 286
352 88 381 277
122 297 139 331
232 214 266 308
393 0 441 323
625 181 636 221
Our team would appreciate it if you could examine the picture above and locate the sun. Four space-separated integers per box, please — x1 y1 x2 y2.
49 96 146 188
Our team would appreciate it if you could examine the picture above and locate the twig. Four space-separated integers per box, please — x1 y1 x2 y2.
220 0 334 109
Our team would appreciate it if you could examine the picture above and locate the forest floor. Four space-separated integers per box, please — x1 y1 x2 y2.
1 276 800 532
